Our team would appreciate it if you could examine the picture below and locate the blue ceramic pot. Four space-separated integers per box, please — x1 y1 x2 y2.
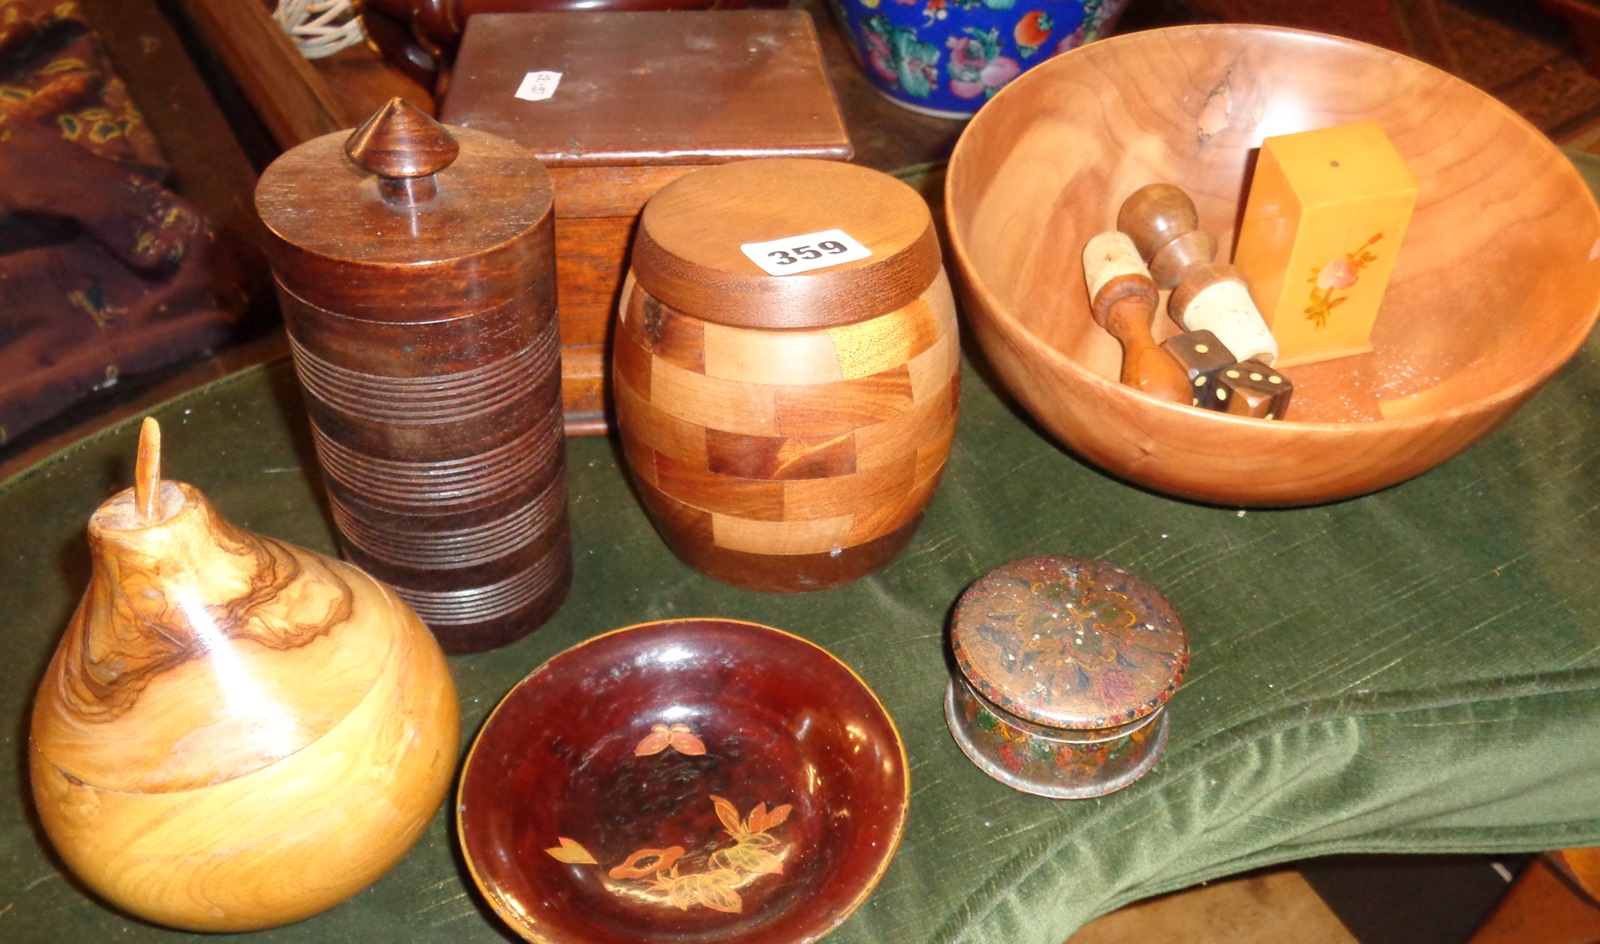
828 0 1129 118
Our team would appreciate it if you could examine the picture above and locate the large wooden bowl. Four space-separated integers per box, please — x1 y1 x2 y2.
946 24 1600 506
457 618 908 944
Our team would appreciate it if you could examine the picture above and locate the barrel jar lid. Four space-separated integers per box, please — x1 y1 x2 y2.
255 98 554 320
951 555 1188 730
629 157 942 330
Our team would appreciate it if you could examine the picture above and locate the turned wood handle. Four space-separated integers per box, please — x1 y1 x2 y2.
1102 294 1193 402
1118 183 1197 260
1083 232 1190 404
1118 183 1217 290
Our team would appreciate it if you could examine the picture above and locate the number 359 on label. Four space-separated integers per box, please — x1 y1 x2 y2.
740 229 872 276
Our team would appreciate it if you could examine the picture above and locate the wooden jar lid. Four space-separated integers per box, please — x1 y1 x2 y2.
951 556 1188 731
256 99 554 322
629 158 942 329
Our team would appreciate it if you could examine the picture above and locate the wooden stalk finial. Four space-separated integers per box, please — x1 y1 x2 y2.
134 417 161 525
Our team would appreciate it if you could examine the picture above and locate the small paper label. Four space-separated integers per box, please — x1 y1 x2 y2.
515 71 562 102
740 229 872 276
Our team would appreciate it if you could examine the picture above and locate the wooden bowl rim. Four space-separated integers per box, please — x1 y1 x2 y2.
455 616 911 944
946 22 1600 435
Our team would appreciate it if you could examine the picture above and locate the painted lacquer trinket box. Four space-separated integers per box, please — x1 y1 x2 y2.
946 555 1188 798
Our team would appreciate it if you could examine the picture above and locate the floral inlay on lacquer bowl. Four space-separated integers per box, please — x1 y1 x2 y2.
458 619 909 944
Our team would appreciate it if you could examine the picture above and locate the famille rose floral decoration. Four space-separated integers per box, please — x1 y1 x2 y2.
544 725 795 914
832 0 1130 116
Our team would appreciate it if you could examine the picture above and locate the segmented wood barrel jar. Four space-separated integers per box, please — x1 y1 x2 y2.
256 99 570 653
617 158 959 592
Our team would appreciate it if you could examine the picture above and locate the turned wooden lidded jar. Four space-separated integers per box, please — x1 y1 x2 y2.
946 555 1188 799
617 158 959 592
256 99 570 654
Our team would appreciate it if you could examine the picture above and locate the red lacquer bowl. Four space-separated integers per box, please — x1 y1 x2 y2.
457 618 909 944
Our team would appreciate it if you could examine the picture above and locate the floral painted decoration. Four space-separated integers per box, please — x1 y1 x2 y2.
545 723 795 915
946 27 1021 100
1305 233 1383 328
950 556 1187 731
835 0 1130 114
634 722 706 756
862 14 941 99
547 796 792 914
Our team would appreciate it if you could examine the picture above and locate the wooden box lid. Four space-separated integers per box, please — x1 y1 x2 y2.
631 158 939 329
438 10 852 171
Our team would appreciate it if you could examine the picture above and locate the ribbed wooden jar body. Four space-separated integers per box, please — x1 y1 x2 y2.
616 158 958 592
279 280 569 653
256 105 570 652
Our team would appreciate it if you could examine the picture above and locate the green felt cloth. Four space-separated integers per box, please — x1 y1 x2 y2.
3 158 1600 944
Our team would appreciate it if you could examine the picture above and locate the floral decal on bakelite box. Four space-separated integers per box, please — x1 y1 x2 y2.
1305 233 1382 328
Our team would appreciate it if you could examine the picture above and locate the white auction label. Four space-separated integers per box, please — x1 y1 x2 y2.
515 71 562 102
740 229 872 276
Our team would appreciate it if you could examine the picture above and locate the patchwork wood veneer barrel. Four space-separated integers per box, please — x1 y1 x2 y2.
256 100 570 653
617 159 959 592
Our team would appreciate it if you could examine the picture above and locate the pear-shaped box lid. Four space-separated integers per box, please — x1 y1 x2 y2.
951 555 1189 731
629 158 942 330
31 420 407 794
255 98 554 323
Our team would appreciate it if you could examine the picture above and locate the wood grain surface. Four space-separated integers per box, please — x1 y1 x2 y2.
30 426 459 931
947 24 1600 506
437 11 853 431
619 161 958 592
631 159 939 330
257 103 570 651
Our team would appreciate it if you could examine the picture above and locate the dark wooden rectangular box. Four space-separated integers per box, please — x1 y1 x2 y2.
439 10 853 434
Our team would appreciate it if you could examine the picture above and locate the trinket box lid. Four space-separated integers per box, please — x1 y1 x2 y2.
951 555 1188 730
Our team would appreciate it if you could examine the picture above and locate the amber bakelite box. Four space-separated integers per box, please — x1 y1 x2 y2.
439 10 853 433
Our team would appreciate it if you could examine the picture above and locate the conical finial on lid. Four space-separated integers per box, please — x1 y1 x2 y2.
344 98 459 205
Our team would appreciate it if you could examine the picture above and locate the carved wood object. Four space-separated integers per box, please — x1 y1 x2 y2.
438 11 852 433
29 419 460 931
256 99 571 652
1117 183 1218 291
618 158 958 592
1081 232 1191 403
946 24 1600 506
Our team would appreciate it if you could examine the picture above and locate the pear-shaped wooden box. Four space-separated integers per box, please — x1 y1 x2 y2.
28 421 461 932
